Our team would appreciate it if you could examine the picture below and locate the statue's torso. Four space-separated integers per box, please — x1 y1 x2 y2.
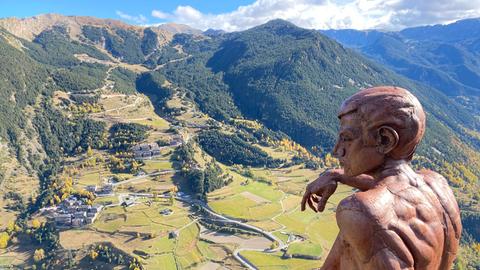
335 169 461 270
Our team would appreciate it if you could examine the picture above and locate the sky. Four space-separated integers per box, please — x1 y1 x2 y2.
1 0 480 31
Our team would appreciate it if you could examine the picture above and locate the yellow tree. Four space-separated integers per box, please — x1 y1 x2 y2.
32 219 41 229
6 221 15 234
0 232 9 249
89 250 98 260
86 146 94 157
33 249 45 262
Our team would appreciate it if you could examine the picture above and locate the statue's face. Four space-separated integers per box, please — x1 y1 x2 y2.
333 113 384 177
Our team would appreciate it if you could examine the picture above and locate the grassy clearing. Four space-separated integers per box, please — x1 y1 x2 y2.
209 195 258 220
255 144 294 161
130 117 169 130
272 231 290 243
0 256 14 267
287 241 323 258
93 202 191 234
249 220 284 231
240 250 321 270
77 171 103 186
94 195 118 205
175 223 204 269
142 160 173 173
144 253 176 270
142 237 176 254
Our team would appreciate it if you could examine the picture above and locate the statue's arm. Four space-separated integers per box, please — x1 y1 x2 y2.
301 169 375 213
334 172 375 191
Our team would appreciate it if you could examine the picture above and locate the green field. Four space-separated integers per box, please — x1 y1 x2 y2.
144 253 176 270
142 160 173 173
93 202 191 234
206 164 353 268
286 241 323 258
240 251 321 270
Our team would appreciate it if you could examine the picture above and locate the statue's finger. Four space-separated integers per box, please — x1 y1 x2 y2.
308 196 317 212
300 191 310 211
317 196 329 212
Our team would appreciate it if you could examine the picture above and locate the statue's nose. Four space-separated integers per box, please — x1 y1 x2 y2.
333 142 345 158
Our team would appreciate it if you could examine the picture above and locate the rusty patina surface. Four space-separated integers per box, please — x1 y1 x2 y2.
302 86 461 270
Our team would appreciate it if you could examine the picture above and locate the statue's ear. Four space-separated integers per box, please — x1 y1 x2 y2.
376 126 399 155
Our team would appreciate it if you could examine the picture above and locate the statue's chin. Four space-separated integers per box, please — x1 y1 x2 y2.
343 167 355 177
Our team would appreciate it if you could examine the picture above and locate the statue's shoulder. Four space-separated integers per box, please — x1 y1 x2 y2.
337 188 392 227
417 169 462 240
417 169 449 186
336 191 393 250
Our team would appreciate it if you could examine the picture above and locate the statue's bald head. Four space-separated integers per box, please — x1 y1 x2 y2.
338 86 426 161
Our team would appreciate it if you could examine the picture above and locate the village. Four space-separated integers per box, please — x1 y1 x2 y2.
45 139 182 229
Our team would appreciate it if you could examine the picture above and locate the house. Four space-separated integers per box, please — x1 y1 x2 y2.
160 208 173 216
63 197 78 207
170 136 183 146
55 214 72 226
52 195 103 228
121 197 135 207
72 218 84 227
169 231 179 239
77 205 89 212
96 184 114 196
135 171 146 177
89 205 102 214
74 212 86 219
86 185 97 192
132 143 162 159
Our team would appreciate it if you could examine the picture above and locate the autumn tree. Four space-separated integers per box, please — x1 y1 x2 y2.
0 232 9 249
90 249 99 260
32 219 42 229
33 248 45 262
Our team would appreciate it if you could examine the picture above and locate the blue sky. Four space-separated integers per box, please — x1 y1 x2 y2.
0 0 255 21
2 0 480 31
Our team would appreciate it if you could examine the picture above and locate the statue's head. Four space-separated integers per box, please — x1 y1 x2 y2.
333 86 426 176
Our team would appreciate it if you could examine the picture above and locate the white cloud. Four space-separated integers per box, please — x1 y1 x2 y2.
152 10 170 19
116 10 148 24
150 0 480 31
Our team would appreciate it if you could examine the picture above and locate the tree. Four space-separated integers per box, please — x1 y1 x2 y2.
0 232 9 249
90 250 98 260
32 219 42 229
34 248 45 262
6 221 16 234
86 145 94 157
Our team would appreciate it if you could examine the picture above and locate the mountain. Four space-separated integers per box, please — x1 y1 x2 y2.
321 18 480 114
158 19 478 154
0 15 478 269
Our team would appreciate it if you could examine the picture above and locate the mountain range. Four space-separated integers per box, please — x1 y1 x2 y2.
0 14 478 269
322 18 480 115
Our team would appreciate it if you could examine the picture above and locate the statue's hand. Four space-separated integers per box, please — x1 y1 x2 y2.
301 169 342 213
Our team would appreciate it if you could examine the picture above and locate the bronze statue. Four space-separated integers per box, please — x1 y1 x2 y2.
301 86 461 270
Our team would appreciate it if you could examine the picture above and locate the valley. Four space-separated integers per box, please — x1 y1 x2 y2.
0 14 478 269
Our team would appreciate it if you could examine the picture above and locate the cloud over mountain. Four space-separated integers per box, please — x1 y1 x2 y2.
151 0 480 31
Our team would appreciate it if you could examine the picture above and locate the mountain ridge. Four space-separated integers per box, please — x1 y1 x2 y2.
0 16 478 269
321 17 480 100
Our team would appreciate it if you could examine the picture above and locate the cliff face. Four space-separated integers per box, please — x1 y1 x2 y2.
0 14 202 42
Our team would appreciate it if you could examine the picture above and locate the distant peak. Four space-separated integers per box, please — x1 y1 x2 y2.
260 19 297 29
151 22 202 35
